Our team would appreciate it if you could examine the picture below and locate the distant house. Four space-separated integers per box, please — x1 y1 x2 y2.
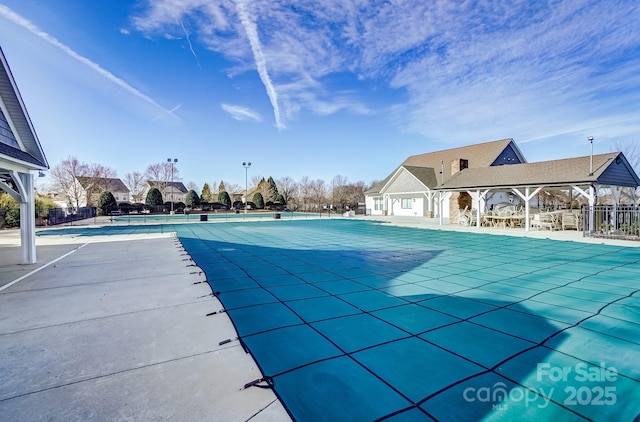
365 139 526 220
73 177 131 207
143 180 187 204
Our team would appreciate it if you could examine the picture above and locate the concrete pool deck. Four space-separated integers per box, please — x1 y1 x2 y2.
0 215 638 420
0 229 290 421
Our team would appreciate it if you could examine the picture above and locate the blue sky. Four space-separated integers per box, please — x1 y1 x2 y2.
1 0 639 191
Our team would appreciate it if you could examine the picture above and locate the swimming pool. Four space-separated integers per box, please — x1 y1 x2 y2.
37 219 640 421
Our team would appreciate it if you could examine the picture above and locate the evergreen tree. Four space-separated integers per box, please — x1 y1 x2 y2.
257 177 268 199
218 181 226 193
146 187 163 205
274 193 285 205
266 176 279 203
217 191 231 209
201 183 212 202
185 190 200 207
97 191 117 215
253 192 265 209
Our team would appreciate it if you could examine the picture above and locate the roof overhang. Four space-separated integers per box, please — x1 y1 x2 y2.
377 165 433 195
437 152 640 192
0 47 49 171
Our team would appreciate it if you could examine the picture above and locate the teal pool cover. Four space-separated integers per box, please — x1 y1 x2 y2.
40 220 640 421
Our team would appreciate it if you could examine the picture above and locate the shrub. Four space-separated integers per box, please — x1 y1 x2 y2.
35 195 57 219
210 202 227 210
0 192 19 228
145 187 163 205
97 191 117 216
185 190 200 207
0 193 60 227
217 191 231 209
253 192 264 209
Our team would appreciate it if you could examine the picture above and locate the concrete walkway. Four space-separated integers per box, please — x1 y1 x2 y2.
0 229 290 422
357 215 640 247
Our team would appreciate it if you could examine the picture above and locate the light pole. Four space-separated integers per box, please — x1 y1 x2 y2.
588 136 594 175
167 158 178 213
587 137 594 234
243 162 251 215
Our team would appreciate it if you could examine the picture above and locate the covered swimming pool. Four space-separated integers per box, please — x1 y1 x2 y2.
39 219 640 421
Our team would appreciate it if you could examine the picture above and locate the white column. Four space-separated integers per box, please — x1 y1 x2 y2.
438 191 443 225
19 172 36 264
513 186 543 232
476 190 482 227
524 187 530 231
588 185 596 234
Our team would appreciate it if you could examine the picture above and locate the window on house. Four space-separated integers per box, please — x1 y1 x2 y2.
374 198 383 210
401 198 412 209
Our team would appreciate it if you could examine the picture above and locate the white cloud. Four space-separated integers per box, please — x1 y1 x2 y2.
221 103 262 122
131 0 640 142
0 5 179 122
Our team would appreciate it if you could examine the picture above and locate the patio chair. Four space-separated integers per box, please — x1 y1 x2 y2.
561 212 578 230
458 207 470 226
530 213 541 230
539 212 557 230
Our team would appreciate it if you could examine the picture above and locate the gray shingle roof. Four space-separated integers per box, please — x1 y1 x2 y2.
76 177 130 192
148 180 188 193
440 152 640 189
365 138 520 195
402 138 520 170
403 166 438 188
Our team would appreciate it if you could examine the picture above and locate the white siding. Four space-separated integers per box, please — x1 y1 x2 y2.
389 195 425 216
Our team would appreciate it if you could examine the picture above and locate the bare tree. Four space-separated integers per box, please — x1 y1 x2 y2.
331 175 349 210
287 181 302 210
145 162 180 199
226 183 242 195
344 180 367 208
612 140 640 203
612 140 640 170
206 180 218 195
49 158 117 207
82 163 117 205
124 171 146 203
251 175 262 190
310 179 327 212
50 156 89 209
298 176 312 212
276 176 296 205
186 181 199 193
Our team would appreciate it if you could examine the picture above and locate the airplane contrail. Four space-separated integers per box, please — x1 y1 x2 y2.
0 5 180 122
234 0 285 130
153 103 182 121
180 20 202 69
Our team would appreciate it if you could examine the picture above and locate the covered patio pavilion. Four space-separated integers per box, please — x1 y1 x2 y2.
0 47 49 264
435 152 640 232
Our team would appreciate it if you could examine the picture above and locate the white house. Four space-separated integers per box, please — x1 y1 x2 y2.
74 176 130 206
365 139 526 220
142 180 188 204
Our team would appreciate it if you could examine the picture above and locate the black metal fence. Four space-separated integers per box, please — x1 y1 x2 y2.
47 207 96 225
582 205 640 240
